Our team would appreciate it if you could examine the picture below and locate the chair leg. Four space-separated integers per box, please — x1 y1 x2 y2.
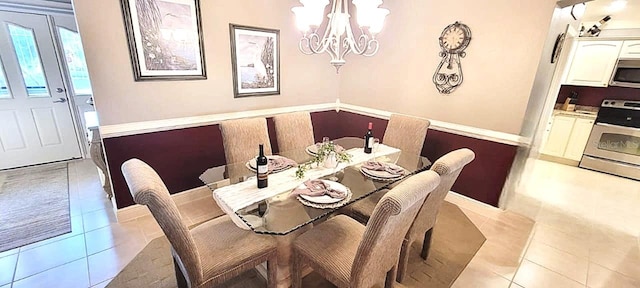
291 250 303 288
174 258 188 288
421 228 434 260
267 252 278 288
385 266 398 288
396 239 410 283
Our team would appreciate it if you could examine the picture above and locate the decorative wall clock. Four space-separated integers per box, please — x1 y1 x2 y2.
433 21 472 94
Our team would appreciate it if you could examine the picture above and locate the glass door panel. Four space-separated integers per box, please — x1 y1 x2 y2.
57 27 92 96
0 56 10 99
7 23 49 98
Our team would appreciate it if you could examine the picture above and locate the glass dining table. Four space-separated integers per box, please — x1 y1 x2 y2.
199 137 432 236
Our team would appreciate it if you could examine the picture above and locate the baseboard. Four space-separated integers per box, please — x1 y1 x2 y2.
115 185 213 222
538 154 580 166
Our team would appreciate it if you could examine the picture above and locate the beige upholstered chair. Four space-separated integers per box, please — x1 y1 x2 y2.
291 170 441 288
273 111 315 152
122 159 278 288
219 117 272 165
342 148 475 282
383 114 430 155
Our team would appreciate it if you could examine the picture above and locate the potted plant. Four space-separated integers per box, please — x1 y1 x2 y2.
295 142 352 179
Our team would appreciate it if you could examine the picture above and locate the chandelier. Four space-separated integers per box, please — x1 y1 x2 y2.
292 0 389 72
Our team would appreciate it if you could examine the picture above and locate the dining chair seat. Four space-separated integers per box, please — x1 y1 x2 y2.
192 215 277 285
292 170 441 288
122 158 278 288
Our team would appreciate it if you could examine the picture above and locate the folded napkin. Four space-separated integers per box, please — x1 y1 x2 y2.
362 161 405 176
268 157 297 172
290 179 347 199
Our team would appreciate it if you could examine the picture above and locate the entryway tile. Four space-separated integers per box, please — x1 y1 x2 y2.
513 260 583 288
0 253 18 286
11 258 89 288
90 278 113 288
13 234 86 280
84 222 145 256
87 239 147 286
83 209 117 232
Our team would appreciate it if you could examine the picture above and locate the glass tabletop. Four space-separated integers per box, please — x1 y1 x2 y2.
200 137 431 235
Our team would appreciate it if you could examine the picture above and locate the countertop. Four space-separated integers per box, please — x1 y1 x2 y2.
553 109 598 120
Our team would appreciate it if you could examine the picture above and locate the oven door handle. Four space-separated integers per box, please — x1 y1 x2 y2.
595 123 640 133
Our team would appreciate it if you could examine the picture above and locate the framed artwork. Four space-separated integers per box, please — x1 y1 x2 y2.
229 24 280 98
120 0 206 81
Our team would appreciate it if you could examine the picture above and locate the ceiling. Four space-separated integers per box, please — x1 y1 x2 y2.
583 0 640 28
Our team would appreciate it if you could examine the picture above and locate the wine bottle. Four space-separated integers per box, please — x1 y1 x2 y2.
364 122 373 154
257 144 268 188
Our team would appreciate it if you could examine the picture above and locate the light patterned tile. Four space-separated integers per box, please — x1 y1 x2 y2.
513 260 583 288
12 258 89 288
532 223 589 258
587 262 640 288
452 258 512 288
14 234 86 280
85 222 145 256
87 239 147 286
589 243 640 281
90 278 113 288
524 241 588 284
83 209 117 232
471 240 524 280
459 207 488 228
0 254 18 286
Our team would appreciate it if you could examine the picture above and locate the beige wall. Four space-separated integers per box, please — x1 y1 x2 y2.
338 0 557 134
72 0 339 125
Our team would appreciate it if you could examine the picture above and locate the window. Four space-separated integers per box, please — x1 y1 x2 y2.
0 57 9 99
58 27 92 95
8 23 49 97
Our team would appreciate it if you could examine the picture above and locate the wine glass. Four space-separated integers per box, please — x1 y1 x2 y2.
322 136 330 145
372 138 380 161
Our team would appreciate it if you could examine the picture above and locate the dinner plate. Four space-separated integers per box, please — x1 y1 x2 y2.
360 162 407 180
246 155 293 173
298 180 349 204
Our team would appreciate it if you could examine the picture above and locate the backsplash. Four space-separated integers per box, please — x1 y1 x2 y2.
556 85 640 107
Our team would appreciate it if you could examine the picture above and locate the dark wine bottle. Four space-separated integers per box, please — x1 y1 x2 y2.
257 144 268 188
364 122 373 154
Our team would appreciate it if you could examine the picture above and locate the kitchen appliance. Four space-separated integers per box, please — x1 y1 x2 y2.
610 59 640 88
580 100 640 180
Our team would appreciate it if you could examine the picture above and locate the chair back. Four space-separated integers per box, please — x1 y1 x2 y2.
121 159 203 285
219 117 272 164
406 148 475 243
273 111 315 152
382 114 430 156
350 170 440 287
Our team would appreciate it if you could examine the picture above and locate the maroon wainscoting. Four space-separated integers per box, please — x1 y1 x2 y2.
556 85 640 107
105 111 339 209
104 109 517 209
336 111 518 207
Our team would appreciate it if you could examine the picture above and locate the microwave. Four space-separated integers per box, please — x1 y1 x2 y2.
610 59 640 88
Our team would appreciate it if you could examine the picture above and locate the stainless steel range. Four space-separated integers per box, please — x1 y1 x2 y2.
580 100 640 180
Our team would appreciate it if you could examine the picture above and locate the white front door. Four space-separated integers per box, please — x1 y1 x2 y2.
0 10 81 169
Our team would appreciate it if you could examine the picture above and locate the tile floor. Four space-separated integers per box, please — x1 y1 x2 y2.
0 158 638 287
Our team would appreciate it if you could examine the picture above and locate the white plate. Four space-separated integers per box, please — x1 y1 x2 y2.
298 180 349 204
247 155 292 172
360 162 406 179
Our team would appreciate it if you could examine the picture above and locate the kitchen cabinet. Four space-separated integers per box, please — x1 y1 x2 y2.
543 115 575 157
542 113 595 161
620 40 640 59
564 41 622 87
564 118 595 161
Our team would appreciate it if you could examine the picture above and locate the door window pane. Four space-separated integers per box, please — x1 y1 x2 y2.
8 23 49 98
0 57 9 99
58 27 92 95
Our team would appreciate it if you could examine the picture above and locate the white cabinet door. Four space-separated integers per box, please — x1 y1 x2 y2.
564 118 595 161
542 115 575 157
564 41 622 87
620 40 640 59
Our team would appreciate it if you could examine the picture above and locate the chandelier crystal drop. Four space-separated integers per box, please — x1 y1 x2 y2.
292 0 389 73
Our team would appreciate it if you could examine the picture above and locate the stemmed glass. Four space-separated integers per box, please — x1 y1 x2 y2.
372 138 380 161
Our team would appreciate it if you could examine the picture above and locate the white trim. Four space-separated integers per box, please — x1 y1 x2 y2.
100 103 337 138
116 185 212 222
338 103 530 146
0 0 74 16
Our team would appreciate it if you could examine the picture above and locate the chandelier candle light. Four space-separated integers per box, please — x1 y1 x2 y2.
292 0 389 72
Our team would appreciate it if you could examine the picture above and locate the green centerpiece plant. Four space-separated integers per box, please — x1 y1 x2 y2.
295 142 352 179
